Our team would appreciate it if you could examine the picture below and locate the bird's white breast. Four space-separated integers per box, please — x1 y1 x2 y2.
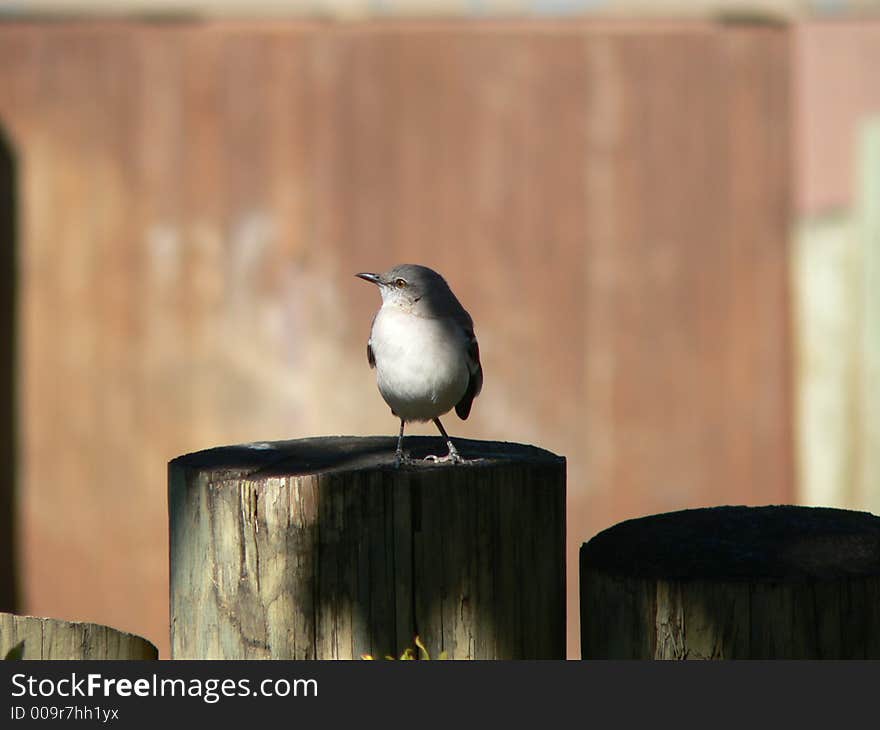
370 305 470 422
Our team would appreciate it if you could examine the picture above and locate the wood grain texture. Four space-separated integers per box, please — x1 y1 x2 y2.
0 613 158 660
580 506 880 659
169 436 566 659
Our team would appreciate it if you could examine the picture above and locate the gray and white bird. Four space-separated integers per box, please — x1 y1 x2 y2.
356 264 483 465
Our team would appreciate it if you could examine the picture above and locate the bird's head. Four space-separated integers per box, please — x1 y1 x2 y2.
356 264 454 312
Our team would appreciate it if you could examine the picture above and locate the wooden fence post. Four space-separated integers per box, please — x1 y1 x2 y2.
169 436 566 659
580 505 880 659
0 614 158 659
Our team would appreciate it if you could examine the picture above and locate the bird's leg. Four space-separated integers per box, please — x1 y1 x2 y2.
424 417 464 464
394 418 409 467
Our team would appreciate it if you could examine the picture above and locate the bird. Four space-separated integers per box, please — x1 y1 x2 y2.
356 264 483 465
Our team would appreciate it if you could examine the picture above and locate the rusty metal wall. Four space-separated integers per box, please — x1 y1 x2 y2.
0 20 793 658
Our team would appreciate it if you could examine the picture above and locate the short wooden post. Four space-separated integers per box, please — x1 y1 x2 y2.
169 436 566 659
0 614 158 659
580 506 880 659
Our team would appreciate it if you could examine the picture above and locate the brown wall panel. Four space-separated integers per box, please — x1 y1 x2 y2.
0 21 792 657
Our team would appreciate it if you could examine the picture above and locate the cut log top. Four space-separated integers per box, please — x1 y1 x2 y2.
169 436 564 479
581 505 880 582
0 613 158 660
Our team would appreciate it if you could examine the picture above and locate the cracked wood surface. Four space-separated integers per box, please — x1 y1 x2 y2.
0 613 158 659
580 506 880 659
169 436 566 659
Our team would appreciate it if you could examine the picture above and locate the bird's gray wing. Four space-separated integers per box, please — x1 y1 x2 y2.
367 311 377 369
455 324 483 420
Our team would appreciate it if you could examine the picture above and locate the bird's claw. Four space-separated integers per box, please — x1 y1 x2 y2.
423 451 464 465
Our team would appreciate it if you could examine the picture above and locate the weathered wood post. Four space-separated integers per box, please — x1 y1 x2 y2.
580 506 880 659
0 614 158 659
169 436 566 659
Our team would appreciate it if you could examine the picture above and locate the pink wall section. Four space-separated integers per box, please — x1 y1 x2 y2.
795 22 880 215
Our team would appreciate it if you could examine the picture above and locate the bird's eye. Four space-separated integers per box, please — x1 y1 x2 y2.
395 278 407 288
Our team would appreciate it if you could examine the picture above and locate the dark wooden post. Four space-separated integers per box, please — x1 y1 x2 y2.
580 506 880 659
169 436 566 659
0 614 157 659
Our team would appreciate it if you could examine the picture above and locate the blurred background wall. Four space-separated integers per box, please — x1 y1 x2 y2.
0 2 877 659
793 22 880 516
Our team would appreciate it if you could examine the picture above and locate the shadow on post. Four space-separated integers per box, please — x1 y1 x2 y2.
0 126 18 614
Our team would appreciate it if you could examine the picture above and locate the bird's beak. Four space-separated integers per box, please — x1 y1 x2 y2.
355 272 381 285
